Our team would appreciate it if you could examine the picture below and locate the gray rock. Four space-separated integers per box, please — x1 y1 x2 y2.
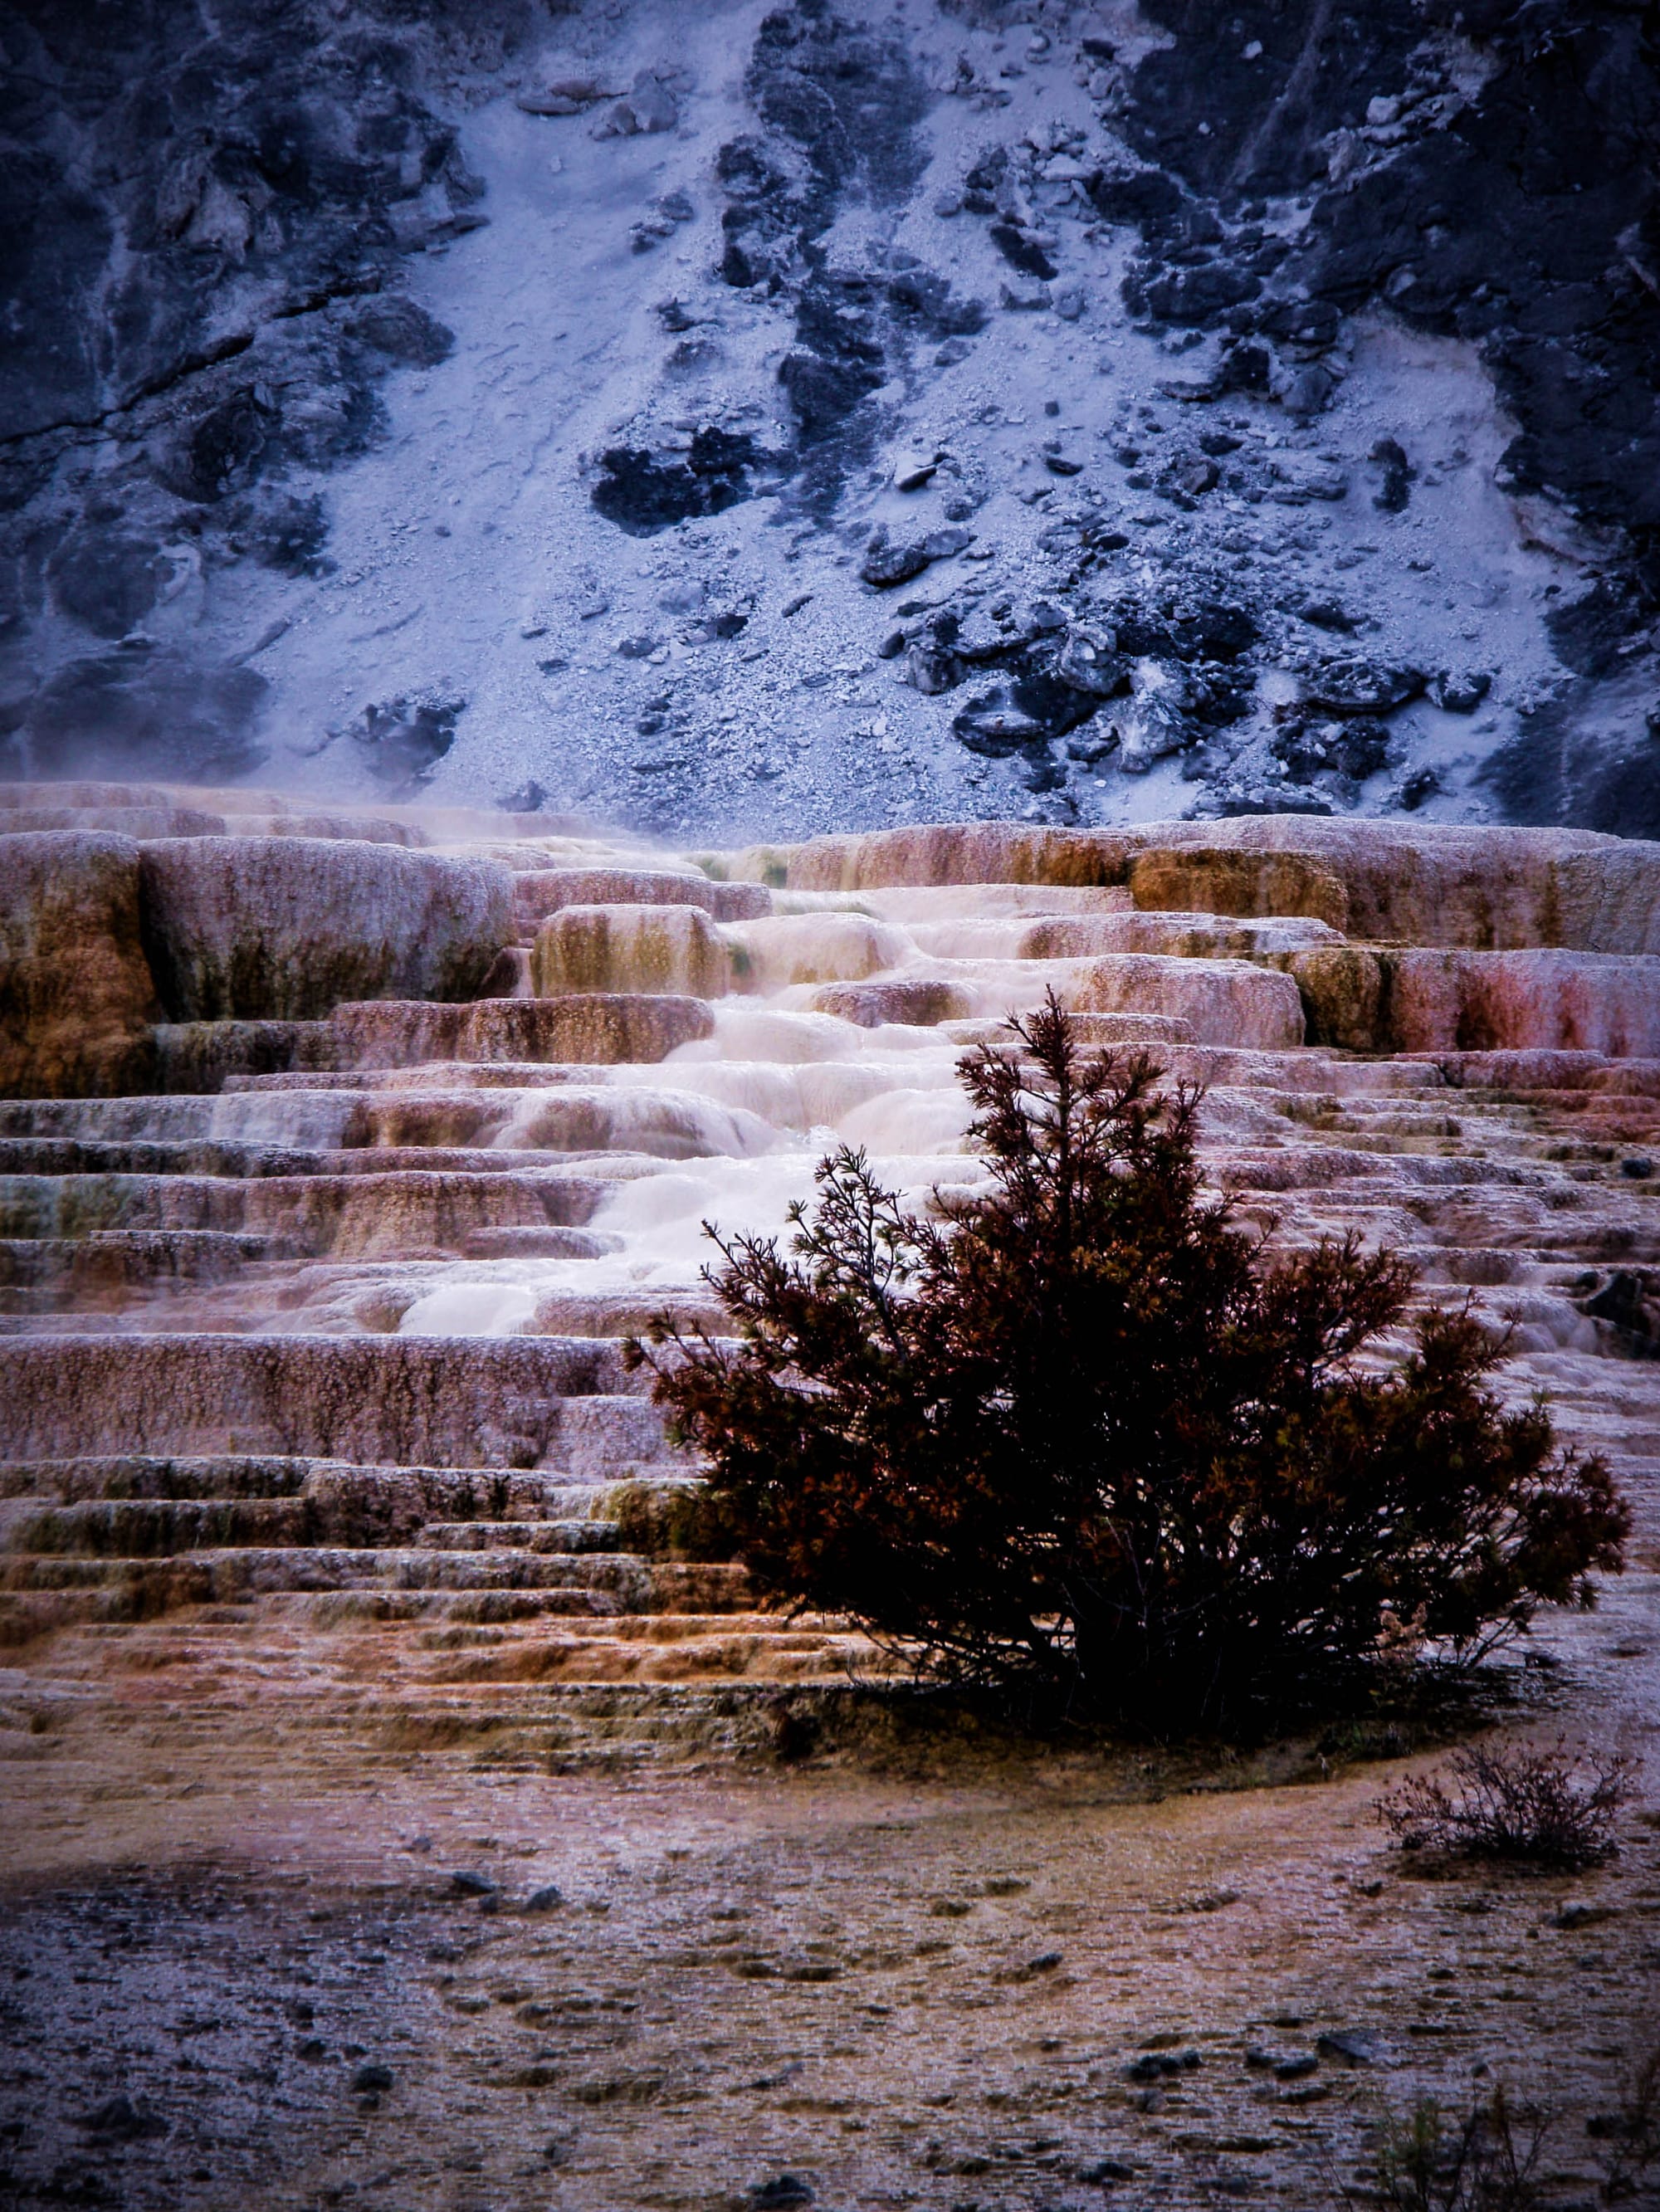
1163 454 1218 500
20 644 269 788
1116 668 1194 772
1555 1902 1617 1931
450 1868 498 1898
346 298 455 367
861 525 971 588
47 529 164 639
1055 630 1128 696
519 76 615 114
1066 726 1119 764
597 72 680 136
525 1883 566 1913
1316 2030 1374 2065
748 2179 814 2209
1125 2048 1202 2081
1279 363 1338 416
1369 437 1414 511
352 2062 394 2093
344 693 466 797
893 452 940 491
1275 2053 1319 2079
901 645 960 696
1429 670 1492 713
954 704 1048 751
81 2095 166 2141
861 529 930 588
1302 657 1426 714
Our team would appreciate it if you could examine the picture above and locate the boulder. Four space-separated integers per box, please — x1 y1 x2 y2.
860 524 973 588
0 833 158 1096
1116 670 1195 774
1301 657 1425 714
138 838 511 1021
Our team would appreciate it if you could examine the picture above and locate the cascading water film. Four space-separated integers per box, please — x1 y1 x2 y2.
2 2 1659 2206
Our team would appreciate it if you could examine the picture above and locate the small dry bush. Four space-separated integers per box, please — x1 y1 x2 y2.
1589 2042 1660 2202
629 1000 1628 1736
1355 2042 1660 2210
1370 2086 1550 2212
1378 1738 1633 1871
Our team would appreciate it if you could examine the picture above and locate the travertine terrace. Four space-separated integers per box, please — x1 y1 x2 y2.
2 785 1660 2210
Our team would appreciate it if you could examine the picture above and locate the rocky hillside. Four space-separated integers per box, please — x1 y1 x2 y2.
2 0 1657 839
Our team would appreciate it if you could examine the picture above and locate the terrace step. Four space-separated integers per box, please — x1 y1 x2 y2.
0 1336 673 1469
1 1545 655 1596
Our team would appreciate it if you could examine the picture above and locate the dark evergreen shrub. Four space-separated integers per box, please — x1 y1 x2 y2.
627 999 1628 1734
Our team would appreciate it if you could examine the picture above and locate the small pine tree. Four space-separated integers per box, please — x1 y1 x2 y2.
627 999 1628 1734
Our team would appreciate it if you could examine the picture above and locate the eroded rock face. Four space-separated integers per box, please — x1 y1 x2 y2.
0 1336 637 1467
137 838 510 1020
727 818 1660 955
1293 945 1660 1057
1071 954 1304 1052
512 870 769 928
530 905 730 999
0 833 157 1096
1140 820 1660 955
730 824 1130 895
1126 847 1351 934
327 992 715 1069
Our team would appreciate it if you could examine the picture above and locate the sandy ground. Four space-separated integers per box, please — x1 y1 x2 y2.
6 1587 1660 2211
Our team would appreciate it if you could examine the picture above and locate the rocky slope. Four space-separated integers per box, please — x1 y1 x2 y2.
2 0 1656 840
